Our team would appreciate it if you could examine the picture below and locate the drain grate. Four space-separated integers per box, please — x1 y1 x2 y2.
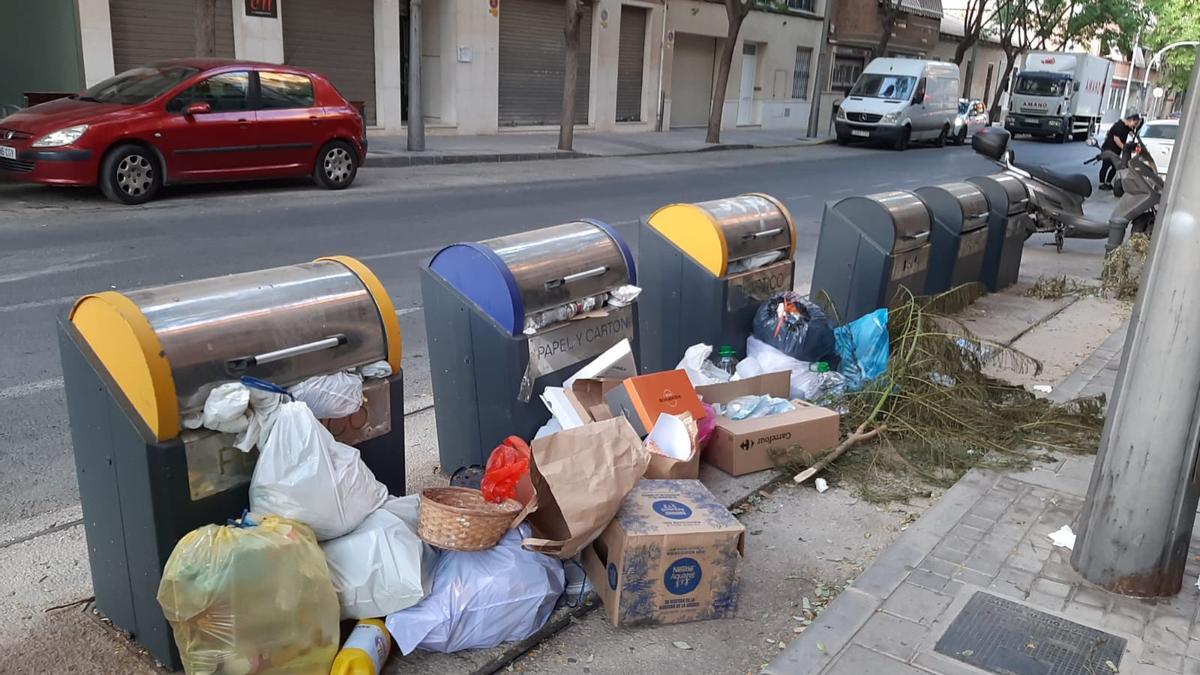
934 592 1125 674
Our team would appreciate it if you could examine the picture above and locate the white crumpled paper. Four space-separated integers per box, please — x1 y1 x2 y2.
1048 525 1076 550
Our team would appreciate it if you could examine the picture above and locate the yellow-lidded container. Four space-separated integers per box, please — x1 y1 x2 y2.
331 619 392 675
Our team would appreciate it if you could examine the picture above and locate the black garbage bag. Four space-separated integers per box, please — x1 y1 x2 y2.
752 292 840 369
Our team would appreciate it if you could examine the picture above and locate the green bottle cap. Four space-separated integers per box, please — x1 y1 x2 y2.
719 345 737 357
811 361 830 372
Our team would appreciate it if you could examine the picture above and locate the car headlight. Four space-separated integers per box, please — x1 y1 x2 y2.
1006 117 1015 125
881 112 900 124
32 124 89 147
1048 119 1061 127
836 107 847 120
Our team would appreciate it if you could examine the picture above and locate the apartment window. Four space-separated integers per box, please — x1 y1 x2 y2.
787 0 816 11
1107 85 1124 111
831 55 865 91
793 47 813 100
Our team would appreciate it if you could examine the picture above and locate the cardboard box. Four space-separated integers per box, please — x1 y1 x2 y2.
605 370 706 437
697 371 840 476
582 479 745 627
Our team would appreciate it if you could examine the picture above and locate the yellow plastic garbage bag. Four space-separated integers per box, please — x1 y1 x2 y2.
157 516 340 675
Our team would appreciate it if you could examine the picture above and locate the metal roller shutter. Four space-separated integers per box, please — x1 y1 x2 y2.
616 6 647 122
499 0 593 127
110 0 235 74
670 33 716 128
283 0 376 125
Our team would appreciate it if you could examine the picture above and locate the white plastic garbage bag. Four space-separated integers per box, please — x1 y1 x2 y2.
290 371 364 419
385 524 565 655
677 343 733 386
745 336 845 401
250 402 388 540
234 386 287 453
321 496 437 619
201 382 251 434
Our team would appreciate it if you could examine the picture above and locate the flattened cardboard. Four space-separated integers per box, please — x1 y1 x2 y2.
605 370 706 437
564 378 620 424
696 372 840 476
582 480 745 627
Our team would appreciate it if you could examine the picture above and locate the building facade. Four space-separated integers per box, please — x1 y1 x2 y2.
928 16 1009 105
11 0 827 135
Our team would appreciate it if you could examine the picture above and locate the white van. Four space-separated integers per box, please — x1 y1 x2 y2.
835 58 960 151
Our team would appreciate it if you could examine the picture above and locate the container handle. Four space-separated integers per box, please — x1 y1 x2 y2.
745 227 784 239
226 334 348 374
545 266 608 289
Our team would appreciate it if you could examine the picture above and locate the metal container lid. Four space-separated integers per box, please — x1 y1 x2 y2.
647 193 797 277
837 191 932 254
916 182 990 233
429 219 635 335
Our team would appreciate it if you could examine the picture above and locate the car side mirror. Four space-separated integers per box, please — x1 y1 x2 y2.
913 91 925 105
1073 81 1080 92
184 102 212 116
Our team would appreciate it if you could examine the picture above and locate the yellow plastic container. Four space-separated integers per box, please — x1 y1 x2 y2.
331 619 392 675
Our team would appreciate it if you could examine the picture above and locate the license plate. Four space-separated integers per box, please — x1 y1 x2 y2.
851 129 870 138
0 146 15 160
1025 118 1040 125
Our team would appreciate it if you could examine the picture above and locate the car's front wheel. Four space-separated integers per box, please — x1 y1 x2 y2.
100 144 161 205
314 140 358 189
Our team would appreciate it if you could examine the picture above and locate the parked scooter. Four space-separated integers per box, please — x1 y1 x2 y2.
970 127 1160 253
1090 133 1164 252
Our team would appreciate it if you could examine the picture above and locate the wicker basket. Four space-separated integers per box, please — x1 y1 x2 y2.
417 487 523 551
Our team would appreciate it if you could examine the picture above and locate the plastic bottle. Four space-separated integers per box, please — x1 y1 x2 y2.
331 619 392 675
809 361 830 373
715 345 740 375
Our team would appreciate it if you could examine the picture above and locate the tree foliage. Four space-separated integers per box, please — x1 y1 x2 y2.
1144 0 1200 90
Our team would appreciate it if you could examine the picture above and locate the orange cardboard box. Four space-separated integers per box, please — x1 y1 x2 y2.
605 370 706 437
696 371 840 476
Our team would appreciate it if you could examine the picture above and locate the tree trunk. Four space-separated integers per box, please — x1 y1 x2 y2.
558 0 584 151
195 0 217 57
876 1 900 57
954 36 976 66
706 3 748 145
990 55 1017 122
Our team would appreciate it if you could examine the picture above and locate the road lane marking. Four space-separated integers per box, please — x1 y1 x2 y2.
357 245 445 262
0 295 77 314
783 194 813 200
0 256 147 285
0 377 64 401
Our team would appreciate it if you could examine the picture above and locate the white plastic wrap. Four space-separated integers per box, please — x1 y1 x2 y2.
290 371 364 419
384 525 565 655
676 343 733 386
234 387 287 453
361 360 393 379
201 382 251 433
249 402 388 540
744 336 844 401
321 496 436 619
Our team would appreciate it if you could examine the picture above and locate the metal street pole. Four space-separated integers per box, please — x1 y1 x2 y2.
1118 24 1142 117
1072 51 1200 597
806 0 835 138
407 0 425 152
963 40 979 99
1140 42 1200 115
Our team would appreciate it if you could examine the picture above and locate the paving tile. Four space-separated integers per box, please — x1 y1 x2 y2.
959 514 995 532
953 568 994 588
1030 577 1072 600
824 645 927 675
940 534 976 556
766 588 880 675
1140 645 1186 672
1071 586 1113 610
912 651 986 675
929 543 970 566
1145 614 1190 654
1185 657 1200 675
963 545 1009 577
990 567 1035 600
880 583 954 626
1006 551 1047 574
1104 610 1152 638
952 524 988 542
850 537 932 601
855 612 927 661
918 556 960 579
1061 601 1106 628
908 569 951 593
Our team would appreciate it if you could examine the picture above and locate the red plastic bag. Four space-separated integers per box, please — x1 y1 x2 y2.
481 436 531 504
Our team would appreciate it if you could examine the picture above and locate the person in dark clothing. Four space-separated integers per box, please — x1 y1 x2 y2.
1099 113 1141 189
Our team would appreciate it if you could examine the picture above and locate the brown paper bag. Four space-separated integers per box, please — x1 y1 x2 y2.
644 412 700 479
517 417 650 558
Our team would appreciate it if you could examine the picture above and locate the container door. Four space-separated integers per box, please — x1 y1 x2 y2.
499 0 593 126
738 43 757 126
282 0 377 125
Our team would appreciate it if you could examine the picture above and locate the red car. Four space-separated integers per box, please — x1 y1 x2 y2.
0 58 366 204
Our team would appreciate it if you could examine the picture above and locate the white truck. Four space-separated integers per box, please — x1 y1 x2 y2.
1005 52 1113 143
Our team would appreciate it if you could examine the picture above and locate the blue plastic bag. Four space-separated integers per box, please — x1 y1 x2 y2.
834 308 890 391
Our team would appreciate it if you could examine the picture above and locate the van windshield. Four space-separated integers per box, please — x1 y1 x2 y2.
849 74 916 100
1015 75 1066 97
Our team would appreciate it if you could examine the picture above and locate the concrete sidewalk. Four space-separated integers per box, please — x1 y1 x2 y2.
768 323 1200 675
365 127 833 167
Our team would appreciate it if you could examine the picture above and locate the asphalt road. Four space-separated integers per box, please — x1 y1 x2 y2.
0 137 1102 529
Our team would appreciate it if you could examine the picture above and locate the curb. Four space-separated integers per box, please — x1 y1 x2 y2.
365 138 835 169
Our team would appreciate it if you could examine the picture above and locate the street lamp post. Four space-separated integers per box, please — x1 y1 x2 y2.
1072 51 1200 597
1139 41 1200 117
1118 24 1142 118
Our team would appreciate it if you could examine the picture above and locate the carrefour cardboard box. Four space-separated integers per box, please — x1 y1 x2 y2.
582 479 745 627
697 371 840 477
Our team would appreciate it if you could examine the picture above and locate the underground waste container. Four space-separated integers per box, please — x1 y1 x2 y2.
638 192 797 372
915 181 991 295
967 173 1030 292
57 257 405 670
421 219 638 475
809 190 932 322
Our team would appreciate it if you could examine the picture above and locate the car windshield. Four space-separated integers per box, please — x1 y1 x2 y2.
958 100 969 114
1015 76 1065 97
78 66 200 104
1141 124 1178 140
849 74 916 100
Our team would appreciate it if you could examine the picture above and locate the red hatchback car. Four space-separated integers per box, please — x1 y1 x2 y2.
0 58 367 204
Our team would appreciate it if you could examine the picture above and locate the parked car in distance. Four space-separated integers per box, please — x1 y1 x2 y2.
954 98 989 144
835 58 960 151
1138 119 1177 176
0 59 366 204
